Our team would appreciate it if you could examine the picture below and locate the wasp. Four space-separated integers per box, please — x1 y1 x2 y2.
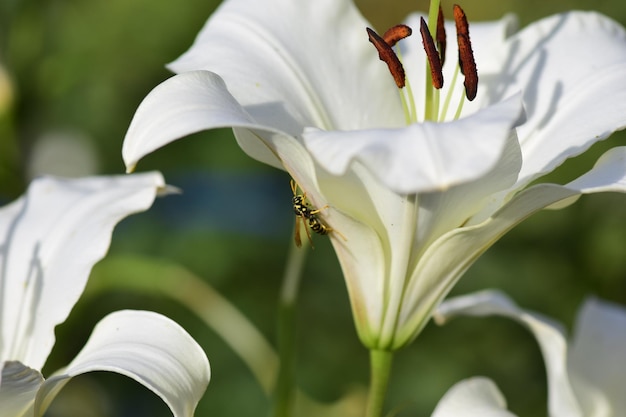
290 180 338 248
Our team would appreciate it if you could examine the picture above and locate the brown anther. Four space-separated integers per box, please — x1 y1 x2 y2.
419 17 444 89
436 5 447 66
367 27 406 88
453 4 478 101
382 24 412 47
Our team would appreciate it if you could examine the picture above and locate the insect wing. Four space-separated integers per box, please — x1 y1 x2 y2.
294 215 302 247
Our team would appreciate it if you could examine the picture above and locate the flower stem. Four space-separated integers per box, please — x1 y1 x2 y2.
272 231 309 417
365 349 394 417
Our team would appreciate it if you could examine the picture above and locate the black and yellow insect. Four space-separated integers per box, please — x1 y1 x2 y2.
307 215 330 236
290 180 334 248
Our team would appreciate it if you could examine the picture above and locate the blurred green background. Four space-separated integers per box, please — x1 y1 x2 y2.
1 0 626 416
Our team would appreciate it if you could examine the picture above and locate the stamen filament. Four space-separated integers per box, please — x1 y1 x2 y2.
439 65 461 121
404 76 418 123
399 86 412 125
395 46 418 123
424 77 433 121
432 88 440 122
453 86 466 120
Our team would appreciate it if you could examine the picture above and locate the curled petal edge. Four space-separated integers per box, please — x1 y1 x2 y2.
302 94 525 194
431 376 516 417
34 310 210 417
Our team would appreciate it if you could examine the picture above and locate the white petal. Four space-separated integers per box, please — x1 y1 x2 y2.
390 182 576 348
431 377 516 417
168 0 404 132
0 361 43 417
349 134 520 347
319 168 394 345
565 146 626 193
0 172 164 369
493 12 626 187
123 71 285 172
34 310 210 417
398 144 626 343
435 291 583 417
569 297 626 414
414 131 522 248
303 94 524 194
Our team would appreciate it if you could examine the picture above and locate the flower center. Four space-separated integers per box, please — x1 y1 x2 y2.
367 2 478 124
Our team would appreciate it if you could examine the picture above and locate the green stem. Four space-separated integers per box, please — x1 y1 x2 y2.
271 230 309 417
365 349 394 417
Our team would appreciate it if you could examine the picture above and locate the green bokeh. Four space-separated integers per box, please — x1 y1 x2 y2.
2 1 625 416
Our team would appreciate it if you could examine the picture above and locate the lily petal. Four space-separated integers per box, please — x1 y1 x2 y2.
168 0 404 132
569 297 626 414
323 131 521 347
490 12 626 187
122 71 323 198
565 146 626 193
123 71 283 172
431 377 516 417
396 146 626 344
303 94 524 194
435 290 583 417
0 361 43 417
34 310 210 417
0 172 165 370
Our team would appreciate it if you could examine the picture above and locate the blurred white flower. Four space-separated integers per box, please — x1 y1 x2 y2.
434 291 626 417
0 173 210 417
27 130 100 180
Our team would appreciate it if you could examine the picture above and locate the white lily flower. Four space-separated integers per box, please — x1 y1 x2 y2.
0 173 210 417
122 0 626 349
434 291 626 417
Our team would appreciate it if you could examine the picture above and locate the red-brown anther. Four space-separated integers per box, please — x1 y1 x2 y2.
367 27 406 89
453 4 478 101
436 5 447 66
419 17 444 89
382 24 412 47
